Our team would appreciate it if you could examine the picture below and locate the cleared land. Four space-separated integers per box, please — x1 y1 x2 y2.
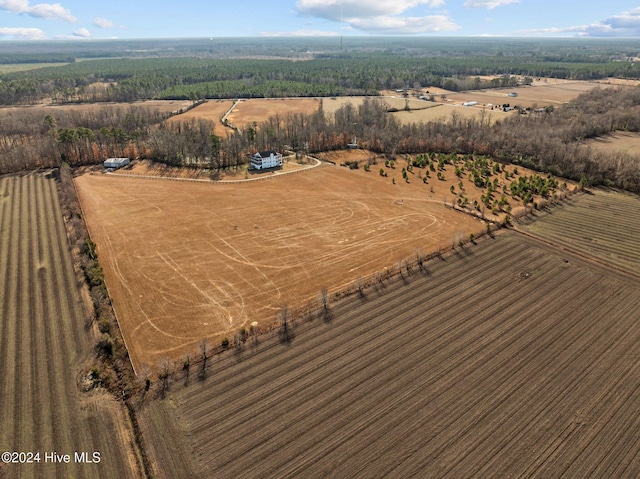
391 103 508 124
139 189 640 478
0 99 190 116
582 131 640 157
165 99 234 136
441 82 597 109
0 63 69 73
74 164 484 370
164 80 611 129
0 172 140 479
226 97 320 128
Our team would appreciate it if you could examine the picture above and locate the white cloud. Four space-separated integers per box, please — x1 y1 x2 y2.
517 7 640 37
350 15 460 34
260 29 339 37
296 0 445 20
463 0 519 9
0 26 46 39
0 0 76 22
295 0 457 34
73 27 90 37
93 17 114 29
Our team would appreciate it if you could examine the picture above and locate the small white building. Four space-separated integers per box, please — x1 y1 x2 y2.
250 150 283 170
104 157 130 169
462 101 478 107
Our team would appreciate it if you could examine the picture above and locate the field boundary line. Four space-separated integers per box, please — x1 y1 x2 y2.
220 99 241 131
71 171 139 376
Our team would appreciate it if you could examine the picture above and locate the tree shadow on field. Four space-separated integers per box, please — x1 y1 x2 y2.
321 308 333 323
454 243 474 260
279 323 296 345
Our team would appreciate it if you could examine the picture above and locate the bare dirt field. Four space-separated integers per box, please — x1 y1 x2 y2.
0 172 141 479
139 188 640 478
74 163 485 371
582 131 640 157
227 97 320 128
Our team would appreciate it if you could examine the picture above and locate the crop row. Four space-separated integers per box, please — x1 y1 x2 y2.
141 224 640 478
520 189 640 275
0 172 136 479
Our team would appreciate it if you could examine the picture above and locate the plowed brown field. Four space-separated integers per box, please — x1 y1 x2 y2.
138 188 640 478
74 165 483 370
0 172 141 479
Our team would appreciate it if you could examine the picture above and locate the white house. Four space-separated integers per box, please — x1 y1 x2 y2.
462 101 478 107
250 150 283 170
104 158 130 169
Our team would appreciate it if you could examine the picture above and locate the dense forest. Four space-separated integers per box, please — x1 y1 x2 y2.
1 86 639 192
1 37 639 104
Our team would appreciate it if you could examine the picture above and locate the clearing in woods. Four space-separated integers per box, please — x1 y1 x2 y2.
74 164 484 370
165 99 235 137
582 131 640 158
138 189 640 479
0 172 141 479
226 97 320 128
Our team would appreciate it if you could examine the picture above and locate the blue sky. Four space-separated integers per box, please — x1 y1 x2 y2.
1 0 640 40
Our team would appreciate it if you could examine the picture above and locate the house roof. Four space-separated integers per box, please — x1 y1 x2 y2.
255 150 277 158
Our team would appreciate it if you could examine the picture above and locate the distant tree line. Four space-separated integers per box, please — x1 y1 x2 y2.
1 86 640 192
2 52 639 105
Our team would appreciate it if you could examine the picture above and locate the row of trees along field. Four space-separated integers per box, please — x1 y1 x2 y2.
1 86 639 192
2 52 640 105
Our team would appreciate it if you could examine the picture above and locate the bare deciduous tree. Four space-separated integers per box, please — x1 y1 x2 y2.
319 287 331 322
279 304 293 343
198 339 209 380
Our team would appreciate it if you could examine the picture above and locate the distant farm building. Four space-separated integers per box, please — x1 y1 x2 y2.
104 158 130 169
250 150 283 170
462 101 478 107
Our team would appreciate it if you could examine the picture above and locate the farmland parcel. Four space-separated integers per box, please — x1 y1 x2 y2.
139 190 640 478
75 165 482 370
0 172 141 479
